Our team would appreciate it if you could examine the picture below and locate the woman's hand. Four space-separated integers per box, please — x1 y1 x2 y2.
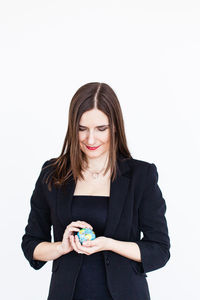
59 220 93 255
70 235 110 255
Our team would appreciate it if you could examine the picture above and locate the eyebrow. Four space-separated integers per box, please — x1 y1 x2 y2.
79 124 110 128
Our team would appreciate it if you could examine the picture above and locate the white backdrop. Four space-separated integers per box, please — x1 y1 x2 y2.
1 1 199 299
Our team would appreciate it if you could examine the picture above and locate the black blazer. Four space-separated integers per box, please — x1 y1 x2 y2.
21 155 171 300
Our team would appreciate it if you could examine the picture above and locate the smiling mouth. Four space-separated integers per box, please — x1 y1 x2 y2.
85 145 101 150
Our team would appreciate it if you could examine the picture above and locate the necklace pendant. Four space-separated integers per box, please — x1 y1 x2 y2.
92 173 98 179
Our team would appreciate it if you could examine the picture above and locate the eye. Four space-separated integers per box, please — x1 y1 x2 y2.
78 127 108 131
98 128 107 131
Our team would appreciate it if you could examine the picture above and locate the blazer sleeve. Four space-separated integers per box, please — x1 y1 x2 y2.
21 160 52 270
135 163 171 274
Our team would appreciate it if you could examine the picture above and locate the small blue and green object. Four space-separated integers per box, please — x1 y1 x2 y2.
77 227 96 245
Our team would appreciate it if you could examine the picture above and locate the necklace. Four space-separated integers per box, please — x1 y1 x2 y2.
84 157 108 179
87 166 106 179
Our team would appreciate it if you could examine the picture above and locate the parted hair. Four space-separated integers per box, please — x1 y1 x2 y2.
43 82 132 191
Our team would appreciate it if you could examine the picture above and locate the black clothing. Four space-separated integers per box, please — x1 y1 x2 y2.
21 156 171 300
71 195 113 300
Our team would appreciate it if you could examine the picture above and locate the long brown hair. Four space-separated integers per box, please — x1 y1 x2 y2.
43 82 132 191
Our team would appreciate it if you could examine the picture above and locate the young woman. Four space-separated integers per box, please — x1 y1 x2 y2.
21 82 171 300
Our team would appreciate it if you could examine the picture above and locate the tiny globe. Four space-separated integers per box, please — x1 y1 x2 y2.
77 227 96 245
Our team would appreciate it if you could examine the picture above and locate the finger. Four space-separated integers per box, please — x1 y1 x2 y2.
82 240 93 247
77 222 93 230
74 235 91 255
72 221 93 229
75 235 91 253
66 227 79 232
70 235 84 254
69 235 80 252
68 224 92 231
65 226 80 234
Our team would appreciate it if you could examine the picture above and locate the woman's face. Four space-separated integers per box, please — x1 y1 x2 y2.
79 108 110 159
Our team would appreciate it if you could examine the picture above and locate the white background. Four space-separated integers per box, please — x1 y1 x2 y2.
1 1 199 299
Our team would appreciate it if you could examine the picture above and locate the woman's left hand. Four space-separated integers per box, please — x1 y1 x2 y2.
70 235 110 255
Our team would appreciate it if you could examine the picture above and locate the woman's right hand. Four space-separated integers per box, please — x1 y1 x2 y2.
59 220 93 255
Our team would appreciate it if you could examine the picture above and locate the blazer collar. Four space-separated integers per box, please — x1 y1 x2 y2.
56 156 132 238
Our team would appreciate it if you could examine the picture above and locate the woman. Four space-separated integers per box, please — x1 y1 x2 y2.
21 82 171 300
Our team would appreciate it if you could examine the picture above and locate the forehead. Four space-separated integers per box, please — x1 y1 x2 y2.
79 109 109 126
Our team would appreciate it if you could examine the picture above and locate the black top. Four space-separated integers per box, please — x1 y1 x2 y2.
71 195 114 300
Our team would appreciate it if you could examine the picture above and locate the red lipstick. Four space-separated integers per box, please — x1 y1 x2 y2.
86 145 101 150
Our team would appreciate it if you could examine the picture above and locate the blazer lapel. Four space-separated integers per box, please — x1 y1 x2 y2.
103 168 130 237
56 156 131 238
56 177 75 229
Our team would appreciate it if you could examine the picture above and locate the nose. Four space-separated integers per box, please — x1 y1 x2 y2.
87 130 96 145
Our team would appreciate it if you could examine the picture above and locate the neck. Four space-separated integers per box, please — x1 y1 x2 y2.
84 152 109 171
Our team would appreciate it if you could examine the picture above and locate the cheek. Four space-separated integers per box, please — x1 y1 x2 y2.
79 133 86 141
100 137 110 147
103 132 110 143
